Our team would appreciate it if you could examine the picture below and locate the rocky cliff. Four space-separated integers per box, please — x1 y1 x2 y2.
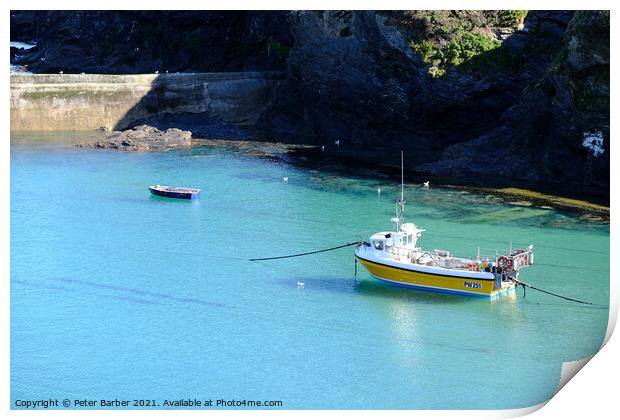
419 11 610 200
10 10 609 201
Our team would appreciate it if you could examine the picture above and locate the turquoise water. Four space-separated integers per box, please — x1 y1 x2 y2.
10 133 609 409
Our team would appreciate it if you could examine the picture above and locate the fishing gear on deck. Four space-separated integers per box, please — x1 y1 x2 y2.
249 241 361 261
514 280 595 305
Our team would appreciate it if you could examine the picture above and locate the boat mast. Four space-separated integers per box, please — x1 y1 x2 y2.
401 150 404 212
398 150 405 230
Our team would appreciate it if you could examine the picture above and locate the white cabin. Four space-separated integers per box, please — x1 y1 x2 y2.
368 223 425 256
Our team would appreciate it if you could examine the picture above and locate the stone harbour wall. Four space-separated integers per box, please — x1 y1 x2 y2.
10 72 285 131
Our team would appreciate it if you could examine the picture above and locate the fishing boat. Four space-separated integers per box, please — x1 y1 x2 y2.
148 185 201 199
354 154 534 298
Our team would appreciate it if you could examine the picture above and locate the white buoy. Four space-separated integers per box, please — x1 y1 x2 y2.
59 70 63 74
154 70 159 74
377 188 381 195
297 282 305 288
423 181 430 188
283 177 288 183
321 145 325 152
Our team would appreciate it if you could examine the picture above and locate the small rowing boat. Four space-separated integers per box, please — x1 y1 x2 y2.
355 153 533 298
148 185 201 199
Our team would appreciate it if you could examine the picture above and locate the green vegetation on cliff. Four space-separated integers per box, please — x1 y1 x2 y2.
388 10 527 77
265 38 290 58
410 32 501 77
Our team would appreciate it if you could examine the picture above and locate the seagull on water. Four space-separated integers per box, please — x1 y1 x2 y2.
334 140 340 147
297 282 305 288
377 188 381 195
321 145 325 152
423 181 430 188
283 177 289 183
59 70 63 74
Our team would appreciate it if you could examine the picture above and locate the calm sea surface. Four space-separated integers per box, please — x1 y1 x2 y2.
10 133 610 409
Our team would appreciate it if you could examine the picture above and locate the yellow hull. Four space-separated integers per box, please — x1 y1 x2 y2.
357 256 514 298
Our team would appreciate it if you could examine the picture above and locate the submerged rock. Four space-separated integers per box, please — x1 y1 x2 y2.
77 125 192 151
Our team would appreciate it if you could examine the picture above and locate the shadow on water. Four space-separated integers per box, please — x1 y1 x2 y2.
274 273 608 310
353 279 475 304
274 274 474 306
51 276 231 308
13 278 160 305
147 194 201 204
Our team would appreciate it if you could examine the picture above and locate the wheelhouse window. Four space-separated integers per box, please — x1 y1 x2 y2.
372 240 384 251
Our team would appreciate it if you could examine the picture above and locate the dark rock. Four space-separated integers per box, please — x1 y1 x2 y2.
420 11 610 202
10 46 21 62
10 11 291 74
77 125 192 151
10 11 37 41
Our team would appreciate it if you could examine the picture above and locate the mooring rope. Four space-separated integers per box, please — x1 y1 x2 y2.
515 280 595 305
249 241 360 261
250 244 598 306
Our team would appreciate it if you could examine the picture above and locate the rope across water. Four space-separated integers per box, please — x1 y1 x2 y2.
515 280 596 305
249 241 360 261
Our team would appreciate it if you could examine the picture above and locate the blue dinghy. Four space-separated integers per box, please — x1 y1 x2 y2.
149 185 201 199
